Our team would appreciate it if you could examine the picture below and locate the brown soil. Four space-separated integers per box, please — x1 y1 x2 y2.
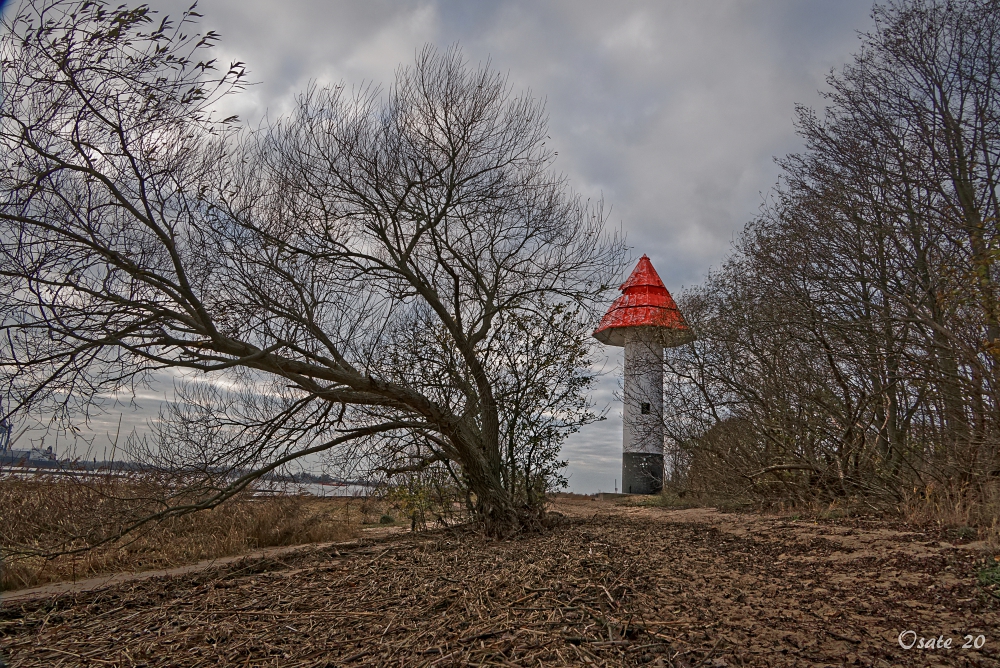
1 496 998 667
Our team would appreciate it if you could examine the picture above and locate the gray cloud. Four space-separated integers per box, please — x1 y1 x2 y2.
171 0 873 282
16 0 875 491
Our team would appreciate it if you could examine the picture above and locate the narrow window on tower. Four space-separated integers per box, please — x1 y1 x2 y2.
641 402 651 415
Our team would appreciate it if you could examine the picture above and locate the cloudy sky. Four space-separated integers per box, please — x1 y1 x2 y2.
10 0 876 492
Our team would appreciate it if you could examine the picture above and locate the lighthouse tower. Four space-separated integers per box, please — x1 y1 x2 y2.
593 256 694 494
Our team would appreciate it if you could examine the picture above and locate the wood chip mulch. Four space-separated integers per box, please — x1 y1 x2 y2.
1 503 999 667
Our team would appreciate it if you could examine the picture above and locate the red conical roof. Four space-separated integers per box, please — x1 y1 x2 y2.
593 255 694 347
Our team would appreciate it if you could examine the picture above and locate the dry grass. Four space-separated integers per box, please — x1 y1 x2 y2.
662 472 1000 552
0 475 360 591
900 480 1000 551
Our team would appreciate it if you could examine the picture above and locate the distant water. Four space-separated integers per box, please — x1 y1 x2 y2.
0 468 377 497
252 480 376 497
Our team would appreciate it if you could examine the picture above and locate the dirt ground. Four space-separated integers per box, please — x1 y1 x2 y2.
1 496 998 667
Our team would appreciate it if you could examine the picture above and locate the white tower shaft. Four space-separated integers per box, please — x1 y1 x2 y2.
622 328 664 494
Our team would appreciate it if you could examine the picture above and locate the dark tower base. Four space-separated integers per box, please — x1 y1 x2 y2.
622 453 664 495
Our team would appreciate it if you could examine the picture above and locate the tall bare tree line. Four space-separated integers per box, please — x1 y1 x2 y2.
664 0 1000 512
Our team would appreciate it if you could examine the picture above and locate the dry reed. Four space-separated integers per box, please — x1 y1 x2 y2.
0 474 359 591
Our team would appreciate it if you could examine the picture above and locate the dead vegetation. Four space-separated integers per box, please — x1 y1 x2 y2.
1 496 998 667
645 478 1000 556
899 485 1000 552
0 475 359 591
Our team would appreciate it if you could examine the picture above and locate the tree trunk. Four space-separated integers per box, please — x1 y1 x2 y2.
463 453 521 536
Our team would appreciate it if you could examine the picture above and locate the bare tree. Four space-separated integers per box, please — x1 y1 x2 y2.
0 0 626 540
663 0 1000 511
